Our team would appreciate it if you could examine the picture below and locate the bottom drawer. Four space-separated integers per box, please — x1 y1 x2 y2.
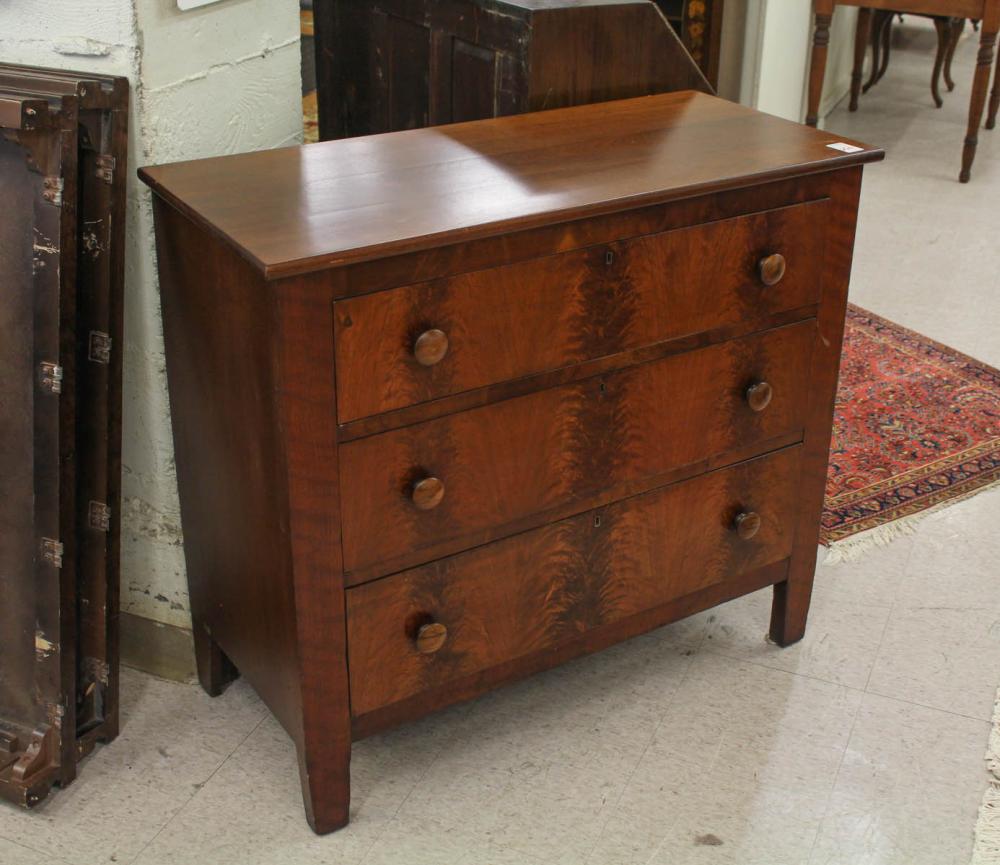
346 446 803 716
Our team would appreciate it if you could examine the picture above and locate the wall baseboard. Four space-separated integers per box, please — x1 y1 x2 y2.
121 611 197 683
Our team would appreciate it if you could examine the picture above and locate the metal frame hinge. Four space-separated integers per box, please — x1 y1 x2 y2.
88 330 112 364
40 538 64 568
39 361 63 394
95 154 115 185
42 176 63 206
88 501 111 532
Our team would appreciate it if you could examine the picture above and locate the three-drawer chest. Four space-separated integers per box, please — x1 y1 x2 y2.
139 92 882 833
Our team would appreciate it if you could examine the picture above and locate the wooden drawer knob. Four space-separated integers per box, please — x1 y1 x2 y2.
413 328 449 366
758 253 786 286
745 381 773 412
411 476 445 510
415 622 448 654
734 511 762 541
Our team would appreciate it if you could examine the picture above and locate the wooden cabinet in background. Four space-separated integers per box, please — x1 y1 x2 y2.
139 92 882 833
313 0 712 140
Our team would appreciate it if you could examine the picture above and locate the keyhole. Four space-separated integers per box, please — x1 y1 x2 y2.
594 514 602 528
605 250 615 266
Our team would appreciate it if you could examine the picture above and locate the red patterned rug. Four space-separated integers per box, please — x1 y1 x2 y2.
822 305 1000 547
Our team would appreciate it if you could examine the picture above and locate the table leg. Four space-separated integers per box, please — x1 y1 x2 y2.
807 9 834 127
961 26 998 181
851 9 873 111
988 34 1000 129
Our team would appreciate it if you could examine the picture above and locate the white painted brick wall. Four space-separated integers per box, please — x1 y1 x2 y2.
1 0 302 630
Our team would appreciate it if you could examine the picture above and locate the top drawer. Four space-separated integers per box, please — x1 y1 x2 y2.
333 199 829 422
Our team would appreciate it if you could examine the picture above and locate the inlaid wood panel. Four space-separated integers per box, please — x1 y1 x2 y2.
333 200 828 422
346 445 802 716
339 320 815 579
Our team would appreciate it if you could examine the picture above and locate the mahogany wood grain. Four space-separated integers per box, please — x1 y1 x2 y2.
347 446 802 715
333 200 829 422
353 558 789 740
140 94 878 834
771 168 863 646
340 321 815 580
137 92 880 278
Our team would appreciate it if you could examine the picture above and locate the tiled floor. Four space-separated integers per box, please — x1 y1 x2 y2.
3 20 1000 865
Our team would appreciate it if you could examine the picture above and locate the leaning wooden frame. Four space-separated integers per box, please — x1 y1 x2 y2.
0 64 127 808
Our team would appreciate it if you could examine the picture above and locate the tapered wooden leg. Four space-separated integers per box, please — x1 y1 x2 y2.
988 33 1000 129
961 26 998 182
932 18 950 108
298 737 350 834
192 618 239 697
769 573 815 647
851 9 873 111
806 10 834 127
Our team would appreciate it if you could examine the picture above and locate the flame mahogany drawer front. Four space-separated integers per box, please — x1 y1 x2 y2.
332 200 829 422
346 446 802 717
140 92 881 833
340 320 816 582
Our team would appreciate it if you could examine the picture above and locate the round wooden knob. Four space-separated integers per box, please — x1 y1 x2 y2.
734 511 762 541
758 253 786 287
413 329 449 367
411 476 445 510
745 381 773 412
415 622 448 654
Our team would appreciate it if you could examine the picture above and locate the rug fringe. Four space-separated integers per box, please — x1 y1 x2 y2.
972 687 1000 864
824 477 1000 566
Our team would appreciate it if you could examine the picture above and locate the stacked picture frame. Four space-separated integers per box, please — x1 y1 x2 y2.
0 63 127 807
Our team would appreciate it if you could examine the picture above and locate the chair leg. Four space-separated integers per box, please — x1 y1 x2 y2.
961 26 998 181
932 18 950 107
851 9 873 111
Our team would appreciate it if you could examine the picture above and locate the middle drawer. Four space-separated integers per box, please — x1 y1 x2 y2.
339 320 816 581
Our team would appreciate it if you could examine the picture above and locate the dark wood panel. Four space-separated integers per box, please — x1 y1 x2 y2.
137 92 882 278
334 199 829 421
347 446 802 716
340 320 815 578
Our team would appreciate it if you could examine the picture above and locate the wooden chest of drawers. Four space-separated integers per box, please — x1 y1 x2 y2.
139 92 881 833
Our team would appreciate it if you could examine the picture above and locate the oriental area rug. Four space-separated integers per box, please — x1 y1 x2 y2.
822 304 1000 556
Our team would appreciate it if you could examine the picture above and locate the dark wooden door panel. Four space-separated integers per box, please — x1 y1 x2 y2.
450 38 500 122
346 445 802 716
372 11 431 133
333 199 828 422
339 320 815 578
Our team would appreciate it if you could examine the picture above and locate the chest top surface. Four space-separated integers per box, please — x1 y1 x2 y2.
138 91 881 279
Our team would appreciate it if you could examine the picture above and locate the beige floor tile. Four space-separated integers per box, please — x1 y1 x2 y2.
583 656 862 865
809 693 989 865
701 584 891 690
131 711 449 865
866 602 1000 720
0 668 266 865
0 836 72 865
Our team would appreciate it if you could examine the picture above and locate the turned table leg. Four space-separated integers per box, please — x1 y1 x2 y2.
807 8 835 127
851 9 873 111
961 25 998 181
